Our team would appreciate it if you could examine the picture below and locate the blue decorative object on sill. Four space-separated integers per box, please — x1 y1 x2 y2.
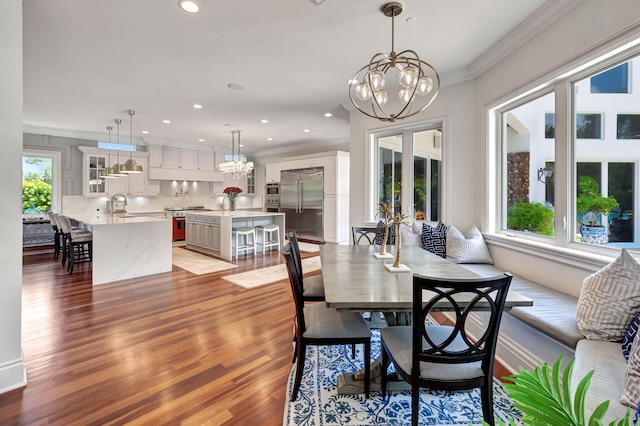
580 224 608 245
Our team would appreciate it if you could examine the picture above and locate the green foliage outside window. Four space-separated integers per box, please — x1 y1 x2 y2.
507 201 555 236
23 179 52 212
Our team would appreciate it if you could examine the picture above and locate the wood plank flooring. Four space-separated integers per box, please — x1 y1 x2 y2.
1 248 302 425
1 247 512 425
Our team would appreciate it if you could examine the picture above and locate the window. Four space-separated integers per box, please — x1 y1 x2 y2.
372 125 442 221
22 149 62 219
617 114 640 139
494 48 640 252
591 62 629 93
576 113 602 139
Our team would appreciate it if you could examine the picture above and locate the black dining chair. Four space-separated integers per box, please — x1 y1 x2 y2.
351 226 384 245
288 230 324 302
282 242 372 401
380 272 513 426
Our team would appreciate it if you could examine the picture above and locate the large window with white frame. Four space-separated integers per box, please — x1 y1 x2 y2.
494 44 640 252
373 125 442 221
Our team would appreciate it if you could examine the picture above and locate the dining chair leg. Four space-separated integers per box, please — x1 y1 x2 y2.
411 382 420 426
481 379 495 426
381 348 390 397
364 341 370 399
351 343 355 358
290 342 306 401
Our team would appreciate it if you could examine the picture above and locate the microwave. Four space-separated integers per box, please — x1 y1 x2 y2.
266 183 280 195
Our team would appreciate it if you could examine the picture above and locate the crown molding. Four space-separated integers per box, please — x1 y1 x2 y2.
23 124 145 145
467 0 584 79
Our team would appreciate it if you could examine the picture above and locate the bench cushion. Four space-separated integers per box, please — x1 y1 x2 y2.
572 339 630 423
459 263 584 349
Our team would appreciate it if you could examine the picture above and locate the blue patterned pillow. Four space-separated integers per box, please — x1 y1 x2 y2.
422 222 447 258
623 312 640 361
373 220 395 245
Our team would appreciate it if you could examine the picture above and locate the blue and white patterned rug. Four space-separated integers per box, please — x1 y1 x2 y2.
283 329 524 425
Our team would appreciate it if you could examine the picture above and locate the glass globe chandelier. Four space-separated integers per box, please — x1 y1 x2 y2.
218 130 254 179
348 2 440 122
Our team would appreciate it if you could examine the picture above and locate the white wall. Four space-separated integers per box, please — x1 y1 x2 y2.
0 0 27 393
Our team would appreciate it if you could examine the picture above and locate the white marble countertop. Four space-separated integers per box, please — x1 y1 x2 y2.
185 210 284 218
70 214 170 226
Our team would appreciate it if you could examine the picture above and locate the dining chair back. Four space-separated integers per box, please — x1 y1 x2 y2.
282 242 371 401
380 272 513 426
287 230 324 302
46 211 61 260
351 226 384 245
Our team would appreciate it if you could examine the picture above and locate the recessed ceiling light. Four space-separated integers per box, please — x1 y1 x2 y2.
261 119 269 124
141 130 149 134
324 113 333 117
178 0 199 13
304 129 310 133
193 104 202 109
198 138 205 142
227 83 244 90
162 119 171 124
267 137 273 141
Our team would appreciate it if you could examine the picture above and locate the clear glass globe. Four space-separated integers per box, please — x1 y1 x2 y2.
399 66 419 88
399 87 414 104
355 82 372 101
373 89 388 107
369 70 386 90
416 76 434 95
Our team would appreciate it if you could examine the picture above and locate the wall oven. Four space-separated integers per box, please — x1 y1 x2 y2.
265 183 280 212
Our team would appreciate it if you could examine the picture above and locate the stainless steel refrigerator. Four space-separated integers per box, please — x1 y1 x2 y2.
280 167 324 242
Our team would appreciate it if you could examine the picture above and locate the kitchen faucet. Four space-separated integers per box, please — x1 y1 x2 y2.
110 194 128 214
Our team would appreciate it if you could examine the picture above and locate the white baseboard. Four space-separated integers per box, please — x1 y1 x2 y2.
0 354 27 395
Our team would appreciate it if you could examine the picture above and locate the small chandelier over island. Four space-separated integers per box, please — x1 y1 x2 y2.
218 130 254 179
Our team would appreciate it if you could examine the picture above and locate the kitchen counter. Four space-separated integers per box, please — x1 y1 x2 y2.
69 214 172 285
185 210 285 260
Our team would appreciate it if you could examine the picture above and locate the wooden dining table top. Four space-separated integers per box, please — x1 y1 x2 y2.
319 244 533 312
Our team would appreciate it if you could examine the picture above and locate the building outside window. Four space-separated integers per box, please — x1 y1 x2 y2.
495 48 640 251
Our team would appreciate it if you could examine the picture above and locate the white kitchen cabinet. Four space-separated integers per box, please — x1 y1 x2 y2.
265 163 282 183
280 160 301 171
323 151 350 195
197 150 215 171
300 157 324 168
159 146 198 169
149 145 163 167
324 194 350 244
83 153 108 196
186 215 220 254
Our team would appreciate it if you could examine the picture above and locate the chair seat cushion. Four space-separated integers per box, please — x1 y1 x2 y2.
303 275 325 299
303 303 371 340
381 325 483 381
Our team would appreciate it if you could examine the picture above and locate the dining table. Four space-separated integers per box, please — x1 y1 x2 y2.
318 244 533 394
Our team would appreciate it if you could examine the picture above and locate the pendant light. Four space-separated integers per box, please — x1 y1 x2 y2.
100 126 117 179
108 119 127 177
122 109 143 173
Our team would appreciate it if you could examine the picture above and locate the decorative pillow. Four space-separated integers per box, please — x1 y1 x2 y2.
400 222 422 247
373 220 395 245
445 225 493 264
577 249 640 341
422 222 447 258
621 331 640 408
623 313 640 361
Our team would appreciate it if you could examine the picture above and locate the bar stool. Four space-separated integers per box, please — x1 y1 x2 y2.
256 224 280 253
233 227 257 259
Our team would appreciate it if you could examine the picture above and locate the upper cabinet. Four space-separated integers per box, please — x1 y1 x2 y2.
78 146 155 197
148 145 222 181
265 163 282 183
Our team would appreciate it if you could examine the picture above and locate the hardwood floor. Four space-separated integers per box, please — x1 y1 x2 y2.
2 247 513 425
1 248 301 425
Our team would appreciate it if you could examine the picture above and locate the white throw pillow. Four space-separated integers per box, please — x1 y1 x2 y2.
399 222 422 247
445 225 493 264
577 249 640 341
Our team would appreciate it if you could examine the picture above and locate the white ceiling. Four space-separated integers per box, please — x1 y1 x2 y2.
22 0 567 157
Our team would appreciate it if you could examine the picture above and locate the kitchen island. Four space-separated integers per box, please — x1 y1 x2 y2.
185 211 285 261
69 214 172 285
